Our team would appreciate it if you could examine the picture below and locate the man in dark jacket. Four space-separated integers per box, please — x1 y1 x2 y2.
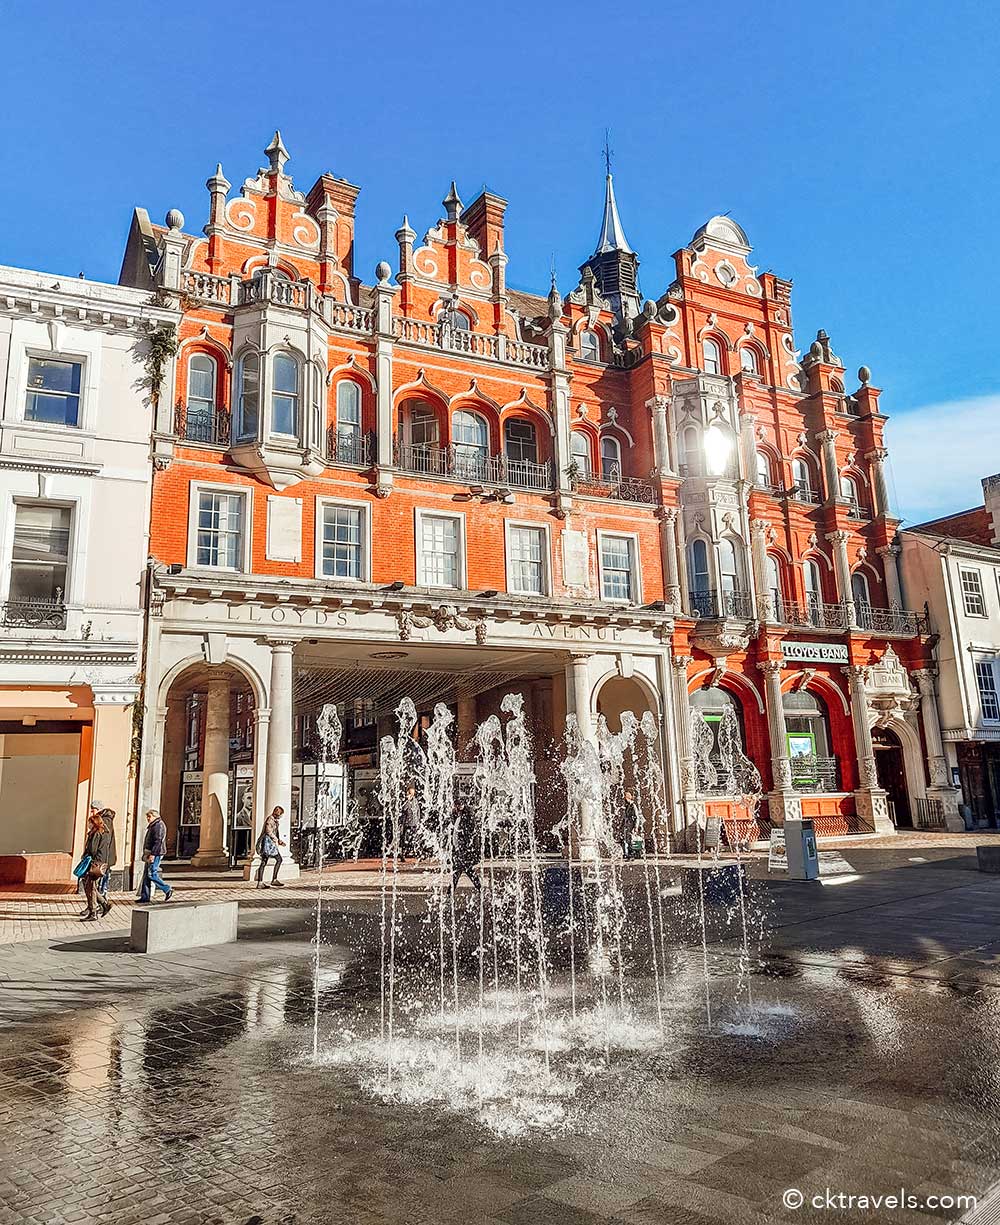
448 802 481 893
139 809 174 903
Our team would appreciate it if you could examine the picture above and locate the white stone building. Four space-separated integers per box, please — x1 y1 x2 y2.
899 476 1000 830
0 265 177 885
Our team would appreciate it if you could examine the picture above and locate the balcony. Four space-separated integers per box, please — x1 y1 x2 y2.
690 588 755 620
175 405 231 446
238 272 311 311
846 502 872 522
393 317 550 371
178 272 373 335
327 427 375 468
786 483 820 505
789 754 841 792
2 596 66 630
777 599 850 631
571 470 656 505
393 440 554 491
854 604 927 636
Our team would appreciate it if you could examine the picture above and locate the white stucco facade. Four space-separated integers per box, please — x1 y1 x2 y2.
0 265 177 879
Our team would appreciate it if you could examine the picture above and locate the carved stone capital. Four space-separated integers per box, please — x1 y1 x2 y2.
757 659 783 678
876 544 900 559
672 654 693 672
826 529 851 545
815 429 838 446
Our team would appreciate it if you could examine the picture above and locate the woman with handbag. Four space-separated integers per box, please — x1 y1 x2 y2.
81 809 116 921
254 806 287 889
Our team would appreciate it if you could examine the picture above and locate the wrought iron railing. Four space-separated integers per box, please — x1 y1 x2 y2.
846 503 871 521
780 599 850 631
571 470 656 504
854 604 926 636
175 404 232 446
2 596 66 629
914 797 946 829
786 482 820 504
327 427 375 467
393 440 554 490
690 588 755 620
789 754 841 792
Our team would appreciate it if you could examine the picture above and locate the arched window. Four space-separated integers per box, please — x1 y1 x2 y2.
579 329 601 362
803 558 824 621
704 423 735 477
783 689 834 789
452 410 489 477
271 353 299 437
404 400 439 449
310 363 323 448
740 346 759 375
689 538 711 595
187 354 216 418
792 457 815 501
718 538 743 597
236 351 259 442
841 474 864 517
570 431 592 476
600 435 621 480
852 570 872 618
681 426 702 477
335 381 362 463
439 307 470 331
702 338 722 375
504 418 537 466
689 687 751 793
755 450 773 490
765 554 784 621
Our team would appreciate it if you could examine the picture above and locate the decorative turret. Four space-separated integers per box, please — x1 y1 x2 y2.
579 168 641 324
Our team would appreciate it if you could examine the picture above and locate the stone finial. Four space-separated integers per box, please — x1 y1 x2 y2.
265 130 290 174
207 163 230 195
395 214 416 245
641 299 657 318
375 261 392 284
443 181 463 222
547 269 562 320
858 365 871 386
165 209 185 231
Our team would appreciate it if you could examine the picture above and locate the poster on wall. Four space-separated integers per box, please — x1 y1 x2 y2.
768 828 787 872
180 775 202 826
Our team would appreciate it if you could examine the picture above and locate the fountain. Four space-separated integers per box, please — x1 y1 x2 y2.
308 691 771 1135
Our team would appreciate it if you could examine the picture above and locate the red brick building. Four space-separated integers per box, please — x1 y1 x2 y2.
121 133 948 868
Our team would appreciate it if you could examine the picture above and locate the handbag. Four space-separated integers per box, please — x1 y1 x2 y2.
72 854 92 879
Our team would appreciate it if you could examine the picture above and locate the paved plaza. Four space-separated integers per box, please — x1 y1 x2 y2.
1 839 1000 1224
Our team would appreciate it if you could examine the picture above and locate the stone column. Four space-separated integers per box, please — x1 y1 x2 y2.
659 507 682 610
192 674 231 868
867 447 891 518
373 271 396 493
672 656 698 817
263 641 297 867
648 396 674 476
159 700 187 857
739 412 758 481
456 695 477 761
912 669 963 831
826 529 856 626
750 518 771 620
816 429 840 503
566 654 596 856
758 660 802 826
877 543 903 609
844 665 894 834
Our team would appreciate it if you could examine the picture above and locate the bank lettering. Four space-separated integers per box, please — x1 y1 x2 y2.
225 606 350 626
782 640 849 664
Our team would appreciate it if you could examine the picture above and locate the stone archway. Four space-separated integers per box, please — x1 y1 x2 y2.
595 673 658 733
157 661 260 865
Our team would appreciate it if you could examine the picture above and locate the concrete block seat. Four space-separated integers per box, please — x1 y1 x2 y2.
130 899 238 954
976 845 1000 873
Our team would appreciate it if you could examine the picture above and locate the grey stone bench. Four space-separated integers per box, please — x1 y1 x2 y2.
976 845 1000 874
130 900 238 954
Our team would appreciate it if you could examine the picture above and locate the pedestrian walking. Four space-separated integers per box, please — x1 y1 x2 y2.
140 809 174 903
80 808 116 921
620 789 640 860
448 801 481 893
255 807 287 888
400 783 421 863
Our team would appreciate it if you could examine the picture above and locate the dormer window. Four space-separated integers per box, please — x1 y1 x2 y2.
271 354 299 437
439 308 470 331
702 338 722 376
579 330 601 362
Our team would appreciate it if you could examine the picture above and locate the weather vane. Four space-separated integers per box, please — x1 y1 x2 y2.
603 128 613 176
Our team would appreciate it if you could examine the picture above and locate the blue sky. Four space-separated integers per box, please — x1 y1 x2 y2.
3 1 998 522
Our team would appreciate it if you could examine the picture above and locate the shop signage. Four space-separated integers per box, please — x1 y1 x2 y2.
782 641 849 664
